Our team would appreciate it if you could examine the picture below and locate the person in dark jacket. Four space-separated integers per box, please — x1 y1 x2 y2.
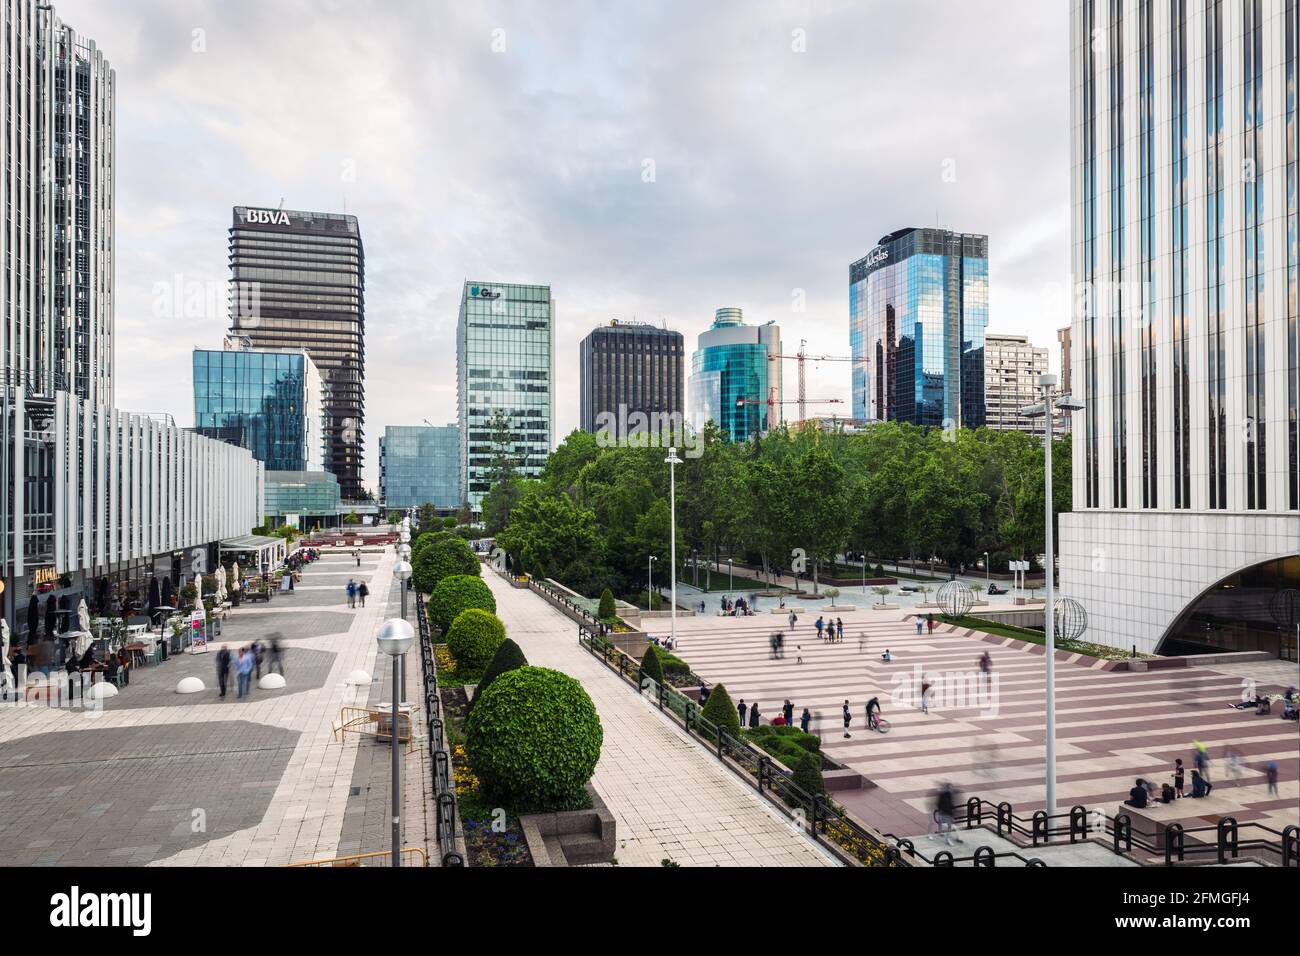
783 699 794 727
1124 779 1148 808
737 699 746 727
215 644 232 698
358 581 369 608
800 708 812 734
748 702 760 728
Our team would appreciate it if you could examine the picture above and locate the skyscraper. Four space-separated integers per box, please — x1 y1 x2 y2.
457 281 554 510
1061 0 1300 659
228 207 366 500
579 320 684 435
687 308 782 442
849 228 989 428
379 424 460 511
983 333 1052 435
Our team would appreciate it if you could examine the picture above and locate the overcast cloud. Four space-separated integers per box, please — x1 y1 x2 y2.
58 0 1070 492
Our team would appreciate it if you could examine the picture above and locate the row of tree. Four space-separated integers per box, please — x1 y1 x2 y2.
487 420 1071 603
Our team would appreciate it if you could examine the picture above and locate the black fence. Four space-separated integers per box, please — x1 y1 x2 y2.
954 797 1298 867
416 597 464 867
577 621 1049 867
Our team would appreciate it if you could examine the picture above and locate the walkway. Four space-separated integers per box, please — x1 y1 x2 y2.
480 573 837 867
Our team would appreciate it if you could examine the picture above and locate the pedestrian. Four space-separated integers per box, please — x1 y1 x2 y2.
788 610 797 629
346 579 357 609
748 702 759 728
236 646 254 699
931 784 962 847
252 640 263 679
920 678 932 714
1266 760 1279 796
796 645 802 665
737 698 747 727
354 550 361 568
699 684 710 706
836 618 844 642
783 699 794 727
268 638 284 676
866 695 881 731
926 613 935 634
816 616 824 640
1193 740 1210 783
842 700 852 738
358 581 369 608
800 707 811 734
216 644 232 698
915 615 924 635
776 631 785 659
1172 758 1185 798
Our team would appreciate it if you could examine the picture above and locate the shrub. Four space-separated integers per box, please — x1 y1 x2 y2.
873 563 885 577
465 666 603 811
699 682 741 738
469 638 527 709
413 536 480 594
446 609 506 678
791 750 826 798
428 574 496 632
640 644 664 685
658 652 692 677
598 588 616 620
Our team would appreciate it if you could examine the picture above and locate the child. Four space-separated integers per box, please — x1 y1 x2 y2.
796 646 802 665
1172 758 1185 798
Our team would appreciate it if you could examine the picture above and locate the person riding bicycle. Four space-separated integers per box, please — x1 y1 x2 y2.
866 695 882 731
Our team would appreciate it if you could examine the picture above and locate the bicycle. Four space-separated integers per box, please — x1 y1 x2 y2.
868 715 891 734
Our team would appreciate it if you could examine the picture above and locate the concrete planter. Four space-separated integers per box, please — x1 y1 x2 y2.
869 603 901 611
519 784 617 866
824 605 857 613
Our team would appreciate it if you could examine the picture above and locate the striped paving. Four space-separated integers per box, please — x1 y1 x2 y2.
671 613 1300 839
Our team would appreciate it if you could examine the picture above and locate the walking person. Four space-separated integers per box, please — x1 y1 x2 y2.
783 699 794 728
216 644 232 698
268 638 284 677
346 579 357 609
800 707 811 734
737 698 747 727
788 610 797 630
1193 740 1210 784
358 581 369 608
815 616 824 641
748 701 760 728
252 640 263 679
842 699 852 738
236 646 254 699
796 645 802 665
836 618 844 642
915 615 924 635
354 549 361 568
926 613 935 634
866 695 882 731
1266 760 1279 796
920 678 932 714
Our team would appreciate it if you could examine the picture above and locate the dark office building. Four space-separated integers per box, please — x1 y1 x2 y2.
579 320 684 434
228 206 366 500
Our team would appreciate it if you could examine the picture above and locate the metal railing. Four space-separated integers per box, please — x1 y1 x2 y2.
288 847 428 868
416 596 464 867
576 621 1047 867
954 797 1298 867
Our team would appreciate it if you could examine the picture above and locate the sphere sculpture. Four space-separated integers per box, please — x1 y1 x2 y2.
1268 588 1300 629
1052 597 1088 642
936 580 975 618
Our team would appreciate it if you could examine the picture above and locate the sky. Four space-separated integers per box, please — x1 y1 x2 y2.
60 0 1071 493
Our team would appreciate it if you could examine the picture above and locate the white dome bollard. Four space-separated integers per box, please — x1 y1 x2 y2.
175 677 205 694
88 682 119 699
345 669 371 686
259 673 286 690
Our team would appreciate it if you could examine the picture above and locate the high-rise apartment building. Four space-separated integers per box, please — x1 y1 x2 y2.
379 424 460 511
849 228 989 428
984 333 1052 435
579 320 684 435
228 207 366 500
687 308 782 442
457 281 554 510
1061 0 1300 660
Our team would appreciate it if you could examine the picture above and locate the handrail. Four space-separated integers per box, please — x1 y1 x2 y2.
952 796 1296 867
575 620 1045 868
415 595 465 867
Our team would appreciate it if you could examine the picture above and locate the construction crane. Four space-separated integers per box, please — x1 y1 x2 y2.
767 339 853 423
736 392 844 431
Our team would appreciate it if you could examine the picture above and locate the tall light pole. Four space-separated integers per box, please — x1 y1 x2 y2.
377 618 414 866
665 447 683 649
648 555 656 610
984 551 989 593
1020 374 1084 816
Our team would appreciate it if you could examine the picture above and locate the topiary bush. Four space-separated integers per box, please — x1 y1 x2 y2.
446 608 506 678
640 644 664 685
428 574 496 633
598 587 616 620
413 535 480 594
465 666 603 812
791 749 826 798
698 682 741 739
468 638 527 710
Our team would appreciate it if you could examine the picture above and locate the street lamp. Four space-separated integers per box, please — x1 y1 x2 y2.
394 560 412 620
376 617 414 867
665 447 683 649
984 551 990 593
1019 373 1085 816
648 555 657 610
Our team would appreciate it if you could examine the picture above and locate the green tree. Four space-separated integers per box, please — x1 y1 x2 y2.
597 588 616 620
412 535 479 594
640 644 664 685
468 638 528 710
481 409 525 535
342 510 360 525
496 488 604 593
446 608 506 678
416 503 439 529
699 682 741 738
427 574 496 632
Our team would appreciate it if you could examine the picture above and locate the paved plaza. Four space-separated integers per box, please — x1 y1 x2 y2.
480 573 837 867
0 549 435 867
669 611 1300 841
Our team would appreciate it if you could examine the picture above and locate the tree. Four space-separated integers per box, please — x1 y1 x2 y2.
412 535 480 594
871 585 892 607
468 638 528 710
640 644 664 685
445 608 506 678
699 683 742 738
342 510 360 525
481 409 525 535
597 588 616 621
783 447 849 595
496 488 603 593
416 503 439 529
427 574 496 632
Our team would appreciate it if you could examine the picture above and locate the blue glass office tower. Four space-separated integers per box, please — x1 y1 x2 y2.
849 228 988 428
193 347 326 472
379 425 460 510
687 308 781 442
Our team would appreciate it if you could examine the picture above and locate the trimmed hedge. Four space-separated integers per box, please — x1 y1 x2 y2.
465 666 603 812
468 638 527 710
428 574 496 632
598 588 616 620
744 725 825 797
446 609 506 678
698 682 741 738
640 644 664 685
413 535 480 594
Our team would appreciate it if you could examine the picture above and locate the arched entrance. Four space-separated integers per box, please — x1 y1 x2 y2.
1158 555 1300 661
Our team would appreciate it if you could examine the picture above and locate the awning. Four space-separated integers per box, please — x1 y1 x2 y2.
219 534 284 553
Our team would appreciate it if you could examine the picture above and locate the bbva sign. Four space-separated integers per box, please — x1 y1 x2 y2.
244 208 291 226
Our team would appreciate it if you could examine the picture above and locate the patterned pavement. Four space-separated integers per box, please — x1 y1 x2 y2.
669 611 1300 841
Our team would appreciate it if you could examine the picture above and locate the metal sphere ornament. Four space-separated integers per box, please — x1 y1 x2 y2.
937 580 975 618
1268 588 1300 629
1053 597 1088 643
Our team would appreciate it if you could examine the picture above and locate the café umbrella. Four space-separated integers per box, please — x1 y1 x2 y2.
148 577 161 621
26 595 37 645
44 596 57 639
161 577 174 608
230 562 241 592
76 599 91 635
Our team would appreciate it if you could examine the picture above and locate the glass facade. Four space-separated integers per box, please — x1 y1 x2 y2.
264 470 340 520
1138 0 1157 508
457 281 554 509
1082 0 1100 508
687 308 781 442
850 228 987 428
1244 0 1266 510
1171 0 1191 509
192 348 324 472
379 425 460 510
580 321 684 433
1206 0 1228 509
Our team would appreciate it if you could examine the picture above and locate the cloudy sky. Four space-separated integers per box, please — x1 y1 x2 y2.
61 0 1070 492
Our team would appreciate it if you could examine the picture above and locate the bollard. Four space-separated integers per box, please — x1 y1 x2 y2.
1216 816 1239 865
997 801 1013 838
1164 823 1185 866
1032 810 1049 846
973 846 996 867
1113 813 1132 855
1069 805 1089 843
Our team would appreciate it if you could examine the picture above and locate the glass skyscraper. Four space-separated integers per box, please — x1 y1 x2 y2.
457 281 554 510
687 308 781 442
228 207 366 500
379 424 460 510
849 228 989 428
580 320 684 434
192 347 325 473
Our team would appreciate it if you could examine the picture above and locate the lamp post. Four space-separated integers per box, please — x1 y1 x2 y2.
665 447 683 649
1019 375 1084 816
984 552 989 593
728 558 733 593
648 555 656 610
394 560 412 621
377 618 414 866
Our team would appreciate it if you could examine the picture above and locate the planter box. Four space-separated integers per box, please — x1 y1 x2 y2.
823 767 871 792
869 603 901 611
519 784 616 866
824 605 857 613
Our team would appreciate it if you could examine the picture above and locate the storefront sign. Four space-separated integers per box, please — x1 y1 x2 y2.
30 567 60 589
190 609 208 653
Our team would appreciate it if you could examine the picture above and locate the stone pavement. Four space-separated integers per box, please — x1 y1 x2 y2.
668 612 1300 841
480 573 837 867
0 547 432 867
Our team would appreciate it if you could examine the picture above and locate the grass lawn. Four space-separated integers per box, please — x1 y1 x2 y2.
946 615 1151 661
